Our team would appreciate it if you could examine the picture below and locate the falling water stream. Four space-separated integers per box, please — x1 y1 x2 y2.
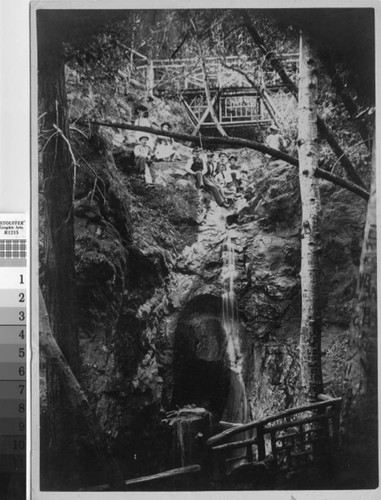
221 230 249 424
170 209 250 471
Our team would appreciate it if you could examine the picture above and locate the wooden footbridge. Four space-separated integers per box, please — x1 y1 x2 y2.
132 52 298 130
206 395 341 489
87 395 342 491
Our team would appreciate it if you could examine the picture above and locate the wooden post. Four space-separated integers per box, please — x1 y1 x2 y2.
184 65 188 90
270 430 277 459
147 59 154 97
331 401 341 447
257 424 265 461
217 61 222 89
298 31 324 402
246 443 254 463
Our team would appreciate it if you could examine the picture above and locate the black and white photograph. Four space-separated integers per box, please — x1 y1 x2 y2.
34 2 378 495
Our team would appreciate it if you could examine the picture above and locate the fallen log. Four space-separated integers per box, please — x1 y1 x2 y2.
83 120 369 201
80 465 202 491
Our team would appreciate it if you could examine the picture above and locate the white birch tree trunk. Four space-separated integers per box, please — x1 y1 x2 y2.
341 142 377 486
298 32 323 402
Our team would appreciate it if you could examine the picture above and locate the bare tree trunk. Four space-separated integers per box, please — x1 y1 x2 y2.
37 19 79 488
146 48 155 98
298 32 323 402
39 289 125 490
341 142 377 486
39 40 78 375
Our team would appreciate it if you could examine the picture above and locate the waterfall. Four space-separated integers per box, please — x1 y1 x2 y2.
221 231 249 424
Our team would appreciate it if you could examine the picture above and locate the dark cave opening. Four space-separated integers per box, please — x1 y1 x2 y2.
172 295 231 419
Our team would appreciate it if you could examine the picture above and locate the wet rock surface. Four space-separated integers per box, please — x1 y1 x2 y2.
40 124 367 476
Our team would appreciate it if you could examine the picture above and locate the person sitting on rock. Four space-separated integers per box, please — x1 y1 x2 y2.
215 159 236 203
185 147 207 189
265 124 287 152
184 148 228 207
134 135 153 185
203 151 228 207
134 106 154 149
205 152 217 177
153 122 177 161
216 152 232 185
240 165 249 191
228 155 242 190
216 151 229 170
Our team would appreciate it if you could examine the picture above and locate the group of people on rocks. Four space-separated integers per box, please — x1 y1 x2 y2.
185 147 248 208
133 120 180 186
133 103 286 198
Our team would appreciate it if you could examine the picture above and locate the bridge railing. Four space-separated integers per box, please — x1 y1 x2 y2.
134 54 299 92
207 397 342 479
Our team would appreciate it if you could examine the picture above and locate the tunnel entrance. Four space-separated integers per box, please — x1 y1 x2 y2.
172 295 231 419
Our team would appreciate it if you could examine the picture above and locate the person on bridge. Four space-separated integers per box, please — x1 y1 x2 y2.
134 135 154 185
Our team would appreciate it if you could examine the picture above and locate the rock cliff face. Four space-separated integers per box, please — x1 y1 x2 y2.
40 118 366 476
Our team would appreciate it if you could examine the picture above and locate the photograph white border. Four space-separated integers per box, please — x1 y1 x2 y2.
1 0 379 498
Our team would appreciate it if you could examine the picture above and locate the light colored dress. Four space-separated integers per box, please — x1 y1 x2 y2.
154 136 176 160
265 133 286 151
